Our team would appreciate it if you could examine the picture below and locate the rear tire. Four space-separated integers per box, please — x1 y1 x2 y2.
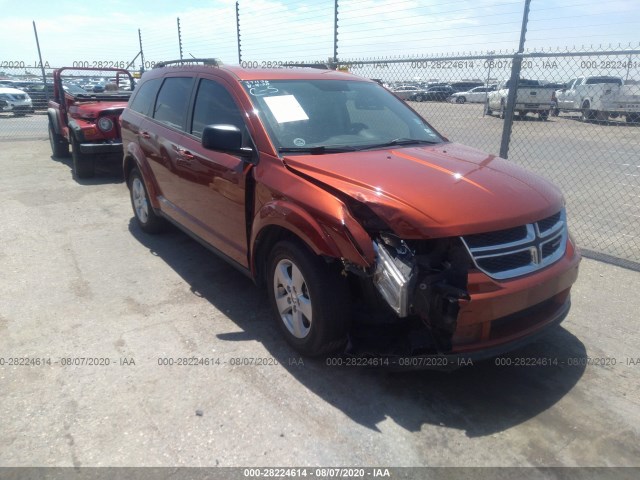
484 102 493 116
267 240 350 356
499 101 506 119
539 111 549 121
48 122 69 158
128 168 166 234
580 101 595 122
71 135 95 178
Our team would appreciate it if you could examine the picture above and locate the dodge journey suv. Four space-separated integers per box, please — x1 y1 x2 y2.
120 59 580 362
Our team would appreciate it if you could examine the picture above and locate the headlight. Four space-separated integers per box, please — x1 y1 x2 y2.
372 238 415 317
97 117 114 132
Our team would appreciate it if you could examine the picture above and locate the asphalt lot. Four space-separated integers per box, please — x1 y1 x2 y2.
0 137 639 469
3 102 639 264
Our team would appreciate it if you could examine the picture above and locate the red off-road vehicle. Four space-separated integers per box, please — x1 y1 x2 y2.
47 67 135 178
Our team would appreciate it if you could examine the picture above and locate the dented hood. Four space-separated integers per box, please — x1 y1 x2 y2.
283 142 564 238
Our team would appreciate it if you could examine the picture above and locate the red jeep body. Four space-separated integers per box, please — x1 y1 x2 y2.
47 67 134 178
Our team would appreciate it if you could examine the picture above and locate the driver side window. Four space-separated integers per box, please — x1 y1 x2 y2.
191 79 245 141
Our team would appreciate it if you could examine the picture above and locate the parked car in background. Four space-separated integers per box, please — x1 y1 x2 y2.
0 87 34 116
119 59 580 363
47 67 135 178
486 79 555 120
449 85 495 104
411 85 454 102
390 85 423 100
554 76 640 123
449 81 484 93
14 81 54 110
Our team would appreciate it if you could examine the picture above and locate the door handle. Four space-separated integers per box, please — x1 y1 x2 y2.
140 131 151 139
176 148 195 160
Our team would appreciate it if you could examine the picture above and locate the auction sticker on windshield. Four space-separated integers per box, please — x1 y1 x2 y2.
263 95 309 123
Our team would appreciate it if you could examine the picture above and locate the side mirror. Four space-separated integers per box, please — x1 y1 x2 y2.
202 124 254 159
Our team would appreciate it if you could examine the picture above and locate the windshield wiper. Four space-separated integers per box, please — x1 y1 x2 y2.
279 146 359 155
356 138 440 150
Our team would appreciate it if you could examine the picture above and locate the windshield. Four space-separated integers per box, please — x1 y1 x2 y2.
242 79 442 152
585 77 622 86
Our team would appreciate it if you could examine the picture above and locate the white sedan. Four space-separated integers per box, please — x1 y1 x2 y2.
449 86 495 104
390 85 423 100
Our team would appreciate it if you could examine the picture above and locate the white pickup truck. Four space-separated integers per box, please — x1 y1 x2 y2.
553 76 640 123
485 79 555 120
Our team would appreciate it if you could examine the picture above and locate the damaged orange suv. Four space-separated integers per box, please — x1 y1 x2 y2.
120 59 580 363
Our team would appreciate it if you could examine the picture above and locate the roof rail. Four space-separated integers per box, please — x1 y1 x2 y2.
153 58 222 68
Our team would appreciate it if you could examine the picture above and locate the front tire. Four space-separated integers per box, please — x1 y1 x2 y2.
71 135 94 178
456 96 466 104
267 240 349 356
499 101 506 119
128 168 166 233
48 122 69 158
539 111 549 121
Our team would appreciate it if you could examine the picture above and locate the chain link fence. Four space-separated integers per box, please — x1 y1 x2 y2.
335 47 640 267
1 46 639 267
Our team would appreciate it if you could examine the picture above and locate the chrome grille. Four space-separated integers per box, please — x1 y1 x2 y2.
461 209 567 280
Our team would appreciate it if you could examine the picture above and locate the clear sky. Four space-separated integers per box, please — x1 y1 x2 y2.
0 0 638 70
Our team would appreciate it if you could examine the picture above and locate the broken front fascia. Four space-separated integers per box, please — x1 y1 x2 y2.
369 233 472 352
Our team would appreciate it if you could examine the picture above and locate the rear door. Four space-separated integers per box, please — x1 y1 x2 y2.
144 76 196 219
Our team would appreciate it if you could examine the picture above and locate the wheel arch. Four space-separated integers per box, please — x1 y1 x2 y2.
47 108 62 135
249 201 370 287
123 144 162 210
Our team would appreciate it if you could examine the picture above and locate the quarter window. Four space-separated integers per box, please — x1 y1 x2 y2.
129 78 161 116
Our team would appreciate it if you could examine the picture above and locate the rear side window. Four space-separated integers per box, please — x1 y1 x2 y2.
129 78 161 116
153 77 195 130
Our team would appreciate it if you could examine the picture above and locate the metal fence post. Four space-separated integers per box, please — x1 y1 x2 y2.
498 55 522 159
32 22 48 87
333 0 339 64
138 29 145 73
499 0 531 159
177 17 183 60
236 1 242 64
